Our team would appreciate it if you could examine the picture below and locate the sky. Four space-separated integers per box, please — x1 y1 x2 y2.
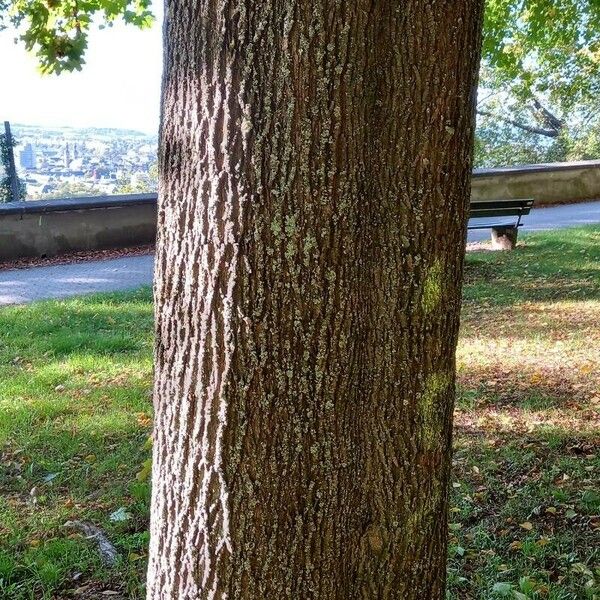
0 8 164 134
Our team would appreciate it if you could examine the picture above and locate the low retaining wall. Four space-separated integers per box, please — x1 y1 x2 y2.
0 194 157 261
0 160 598 261
472 159 600 206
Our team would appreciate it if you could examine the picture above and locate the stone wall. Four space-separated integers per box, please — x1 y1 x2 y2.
0 194 157 260
472 160 600 206
0 160 598 261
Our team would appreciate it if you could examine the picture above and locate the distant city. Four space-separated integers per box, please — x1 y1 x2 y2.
8 123 158 200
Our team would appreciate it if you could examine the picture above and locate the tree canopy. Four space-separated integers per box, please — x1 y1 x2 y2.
483 0 600 112
474 1 600 167
2 0 599 93
0 0 152 73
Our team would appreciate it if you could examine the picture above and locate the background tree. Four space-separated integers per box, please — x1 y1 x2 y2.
477 0 600 166
475 83 600 168
114 162 158 194
483 0 600 109
33 180 102 199
0 125 26 201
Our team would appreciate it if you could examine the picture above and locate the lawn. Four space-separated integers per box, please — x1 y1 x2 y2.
0 227 598 599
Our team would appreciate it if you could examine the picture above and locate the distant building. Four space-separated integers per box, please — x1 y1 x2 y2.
8 124 158 200
19 144 36 170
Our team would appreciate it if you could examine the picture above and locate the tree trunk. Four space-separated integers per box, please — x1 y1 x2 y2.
148 2 484 598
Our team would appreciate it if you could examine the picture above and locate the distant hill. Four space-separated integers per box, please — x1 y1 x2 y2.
12 123 156 140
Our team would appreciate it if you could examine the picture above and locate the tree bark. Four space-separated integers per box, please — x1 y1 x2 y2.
148 2 484 599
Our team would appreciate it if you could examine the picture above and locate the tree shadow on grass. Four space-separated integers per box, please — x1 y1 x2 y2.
461 297 600 342
463 226 600 307
456 332 598 439
449 419 599 600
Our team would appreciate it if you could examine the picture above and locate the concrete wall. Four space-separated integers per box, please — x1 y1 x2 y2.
0 160 599 261
472 159 600 206
0 194 157 260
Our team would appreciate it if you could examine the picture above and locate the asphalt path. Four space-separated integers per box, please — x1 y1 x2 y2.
0 254 154 306
1 200 598 306
468 199 600 242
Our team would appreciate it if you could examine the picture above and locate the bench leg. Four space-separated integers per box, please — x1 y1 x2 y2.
491 226 518 250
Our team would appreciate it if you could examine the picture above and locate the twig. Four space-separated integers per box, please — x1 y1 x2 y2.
64 520 119 566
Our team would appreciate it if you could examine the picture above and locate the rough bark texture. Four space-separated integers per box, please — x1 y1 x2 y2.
149 1 484 598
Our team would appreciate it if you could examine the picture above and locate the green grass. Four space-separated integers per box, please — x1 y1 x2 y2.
0 227 598 599
464 226 600 306
0 289 154 599
451 226 600 600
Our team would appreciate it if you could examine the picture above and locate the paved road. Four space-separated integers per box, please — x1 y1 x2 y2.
468 199 600 241
0 200 598 306
0 255 154 306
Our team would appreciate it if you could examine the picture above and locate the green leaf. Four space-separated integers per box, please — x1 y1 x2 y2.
519 576 536 594
2 0 155 73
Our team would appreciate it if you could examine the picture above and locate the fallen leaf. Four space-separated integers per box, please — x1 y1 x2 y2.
128 551 145 562
509 540 523 551
537 537 550 547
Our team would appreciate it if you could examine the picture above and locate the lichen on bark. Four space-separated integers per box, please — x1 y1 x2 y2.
419 371 453 449
422 260 444 315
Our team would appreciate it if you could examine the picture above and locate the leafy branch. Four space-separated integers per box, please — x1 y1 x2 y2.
0 0 154 74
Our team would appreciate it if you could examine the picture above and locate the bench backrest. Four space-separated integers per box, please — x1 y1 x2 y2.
469 198 534 219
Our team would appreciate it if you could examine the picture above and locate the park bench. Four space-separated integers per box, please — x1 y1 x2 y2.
468 198 534 249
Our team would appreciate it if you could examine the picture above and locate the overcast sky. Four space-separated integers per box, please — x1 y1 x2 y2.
0 9 164 134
